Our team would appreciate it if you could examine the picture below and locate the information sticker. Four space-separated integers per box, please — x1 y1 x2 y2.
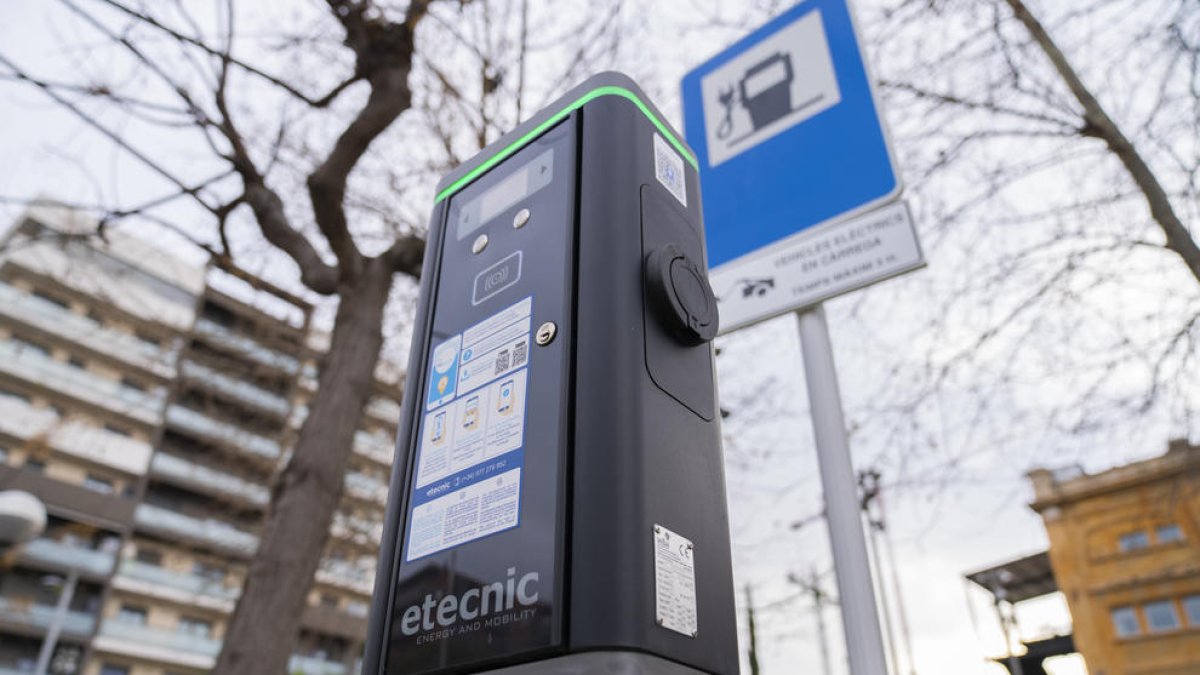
654 524 698 637
406 297 533 561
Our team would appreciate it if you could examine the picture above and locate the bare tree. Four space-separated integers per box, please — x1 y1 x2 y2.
844 0 1200 476
0 1 628 672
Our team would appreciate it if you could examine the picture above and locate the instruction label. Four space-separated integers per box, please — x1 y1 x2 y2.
654 524 698 637
654 133 688 208
407 297 533 561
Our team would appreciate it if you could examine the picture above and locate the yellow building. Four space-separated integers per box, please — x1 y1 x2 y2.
1028 439 1200 675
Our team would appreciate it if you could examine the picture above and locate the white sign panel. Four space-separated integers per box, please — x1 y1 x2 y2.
711 201 924 333
700 9 841 168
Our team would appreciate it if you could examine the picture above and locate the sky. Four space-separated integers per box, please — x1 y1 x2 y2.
3 2 1195 675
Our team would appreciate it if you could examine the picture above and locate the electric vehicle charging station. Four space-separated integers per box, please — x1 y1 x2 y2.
362 73 738 675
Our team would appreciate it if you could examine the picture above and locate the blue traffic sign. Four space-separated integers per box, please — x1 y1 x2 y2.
681 0 901 270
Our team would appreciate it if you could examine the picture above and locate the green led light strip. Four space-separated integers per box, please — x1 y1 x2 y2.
434 85 698 204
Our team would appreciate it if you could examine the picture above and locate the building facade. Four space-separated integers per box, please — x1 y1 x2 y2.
1029 439 1200 675
0 204 399 675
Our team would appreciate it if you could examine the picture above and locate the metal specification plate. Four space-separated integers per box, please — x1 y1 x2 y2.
654 524 698 638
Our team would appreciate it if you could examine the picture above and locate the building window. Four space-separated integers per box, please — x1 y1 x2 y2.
32 290 69 310
0 386 31 403
83 474 115 494
67 356 86 369
1144 600 1181 632
1111 606 1140 637
0 446 8 464
178 616 212 638
135 547 162 566
12 337 50 357
319 593 338 608
104 423 131 437
1118 530 1149 552
1183 595 1200 626
24 457 46 473
120 376 146 393
99 665 129 675
192 561 225 583
1155 523 1184 544
134 330 160 348
116 604 147 625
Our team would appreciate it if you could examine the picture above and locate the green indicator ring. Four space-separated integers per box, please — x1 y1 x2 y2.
434 85 698 204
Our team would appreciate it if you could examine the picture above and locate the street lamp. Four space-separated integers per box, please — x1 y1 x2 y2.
0 490 47 548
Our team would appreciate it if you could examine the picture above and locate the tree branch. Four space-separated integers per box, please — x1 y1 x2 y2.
308 1 424 280
1003 0 1200 284
93 0 359 108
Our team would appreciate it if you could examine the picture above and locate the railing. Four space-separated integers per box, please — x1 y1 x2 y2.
98 618 222 657
165 404 281 461
0 597 95 637
116 559 241 603
19 538 115 577
194 318 299 374
5 239 198 330
315 558 375 596
353 430 394 465
365 397 401 424
332 513 384 544
0 340 165 426
150 452 269 507
134 503 258 556
0 392 154 475
179 360 290 417
0 281 177 378
344 472 388 506
288 654 348 675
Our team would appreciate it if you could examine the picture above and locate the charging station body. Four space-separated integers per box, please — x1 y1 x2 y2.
363 73 737 675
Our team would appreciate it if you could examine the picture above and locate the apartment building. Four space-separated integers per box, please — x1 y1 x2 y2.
1028 439 1200 675
0 203 399 675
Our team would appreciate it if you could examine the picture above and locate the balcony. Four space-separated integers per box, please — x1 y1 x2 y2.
4 238 199 331
353 430 394 466
365 397 401 425
179 360 290 417
134 503 258 557
344 472 388 507
289 654 348 675
0 393 153 475
150 452 269 509
194 318 299 374
331 513 384 550
112 559 239 613
315 558 375 596
18 538 115 579
0 281 178 378
165 404 281 462
0 597 95 638
93 619 220 670
0 340 165 426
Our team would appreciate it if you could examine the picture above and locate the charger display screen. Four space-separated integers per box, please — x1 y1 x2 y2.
456 148 554 239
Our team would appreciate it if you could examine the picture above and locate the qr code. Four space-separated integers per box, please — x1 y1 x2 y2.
512 340 528 367
494 349 510 375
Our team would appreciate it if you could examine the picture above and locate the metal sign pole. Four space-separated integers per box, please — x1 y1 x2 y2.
796 304 888 675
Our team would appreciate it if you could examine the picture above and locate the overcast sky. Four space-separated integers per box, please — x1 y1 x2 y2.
4 2 1194 675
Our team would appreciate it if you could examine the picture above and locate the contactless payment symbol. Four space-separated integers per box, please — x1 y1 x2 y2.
426 335 462 410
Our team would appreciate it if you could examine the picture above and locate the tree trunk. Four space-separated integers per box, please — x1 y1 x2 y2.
1003 0 1200 285
215 258 393 675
